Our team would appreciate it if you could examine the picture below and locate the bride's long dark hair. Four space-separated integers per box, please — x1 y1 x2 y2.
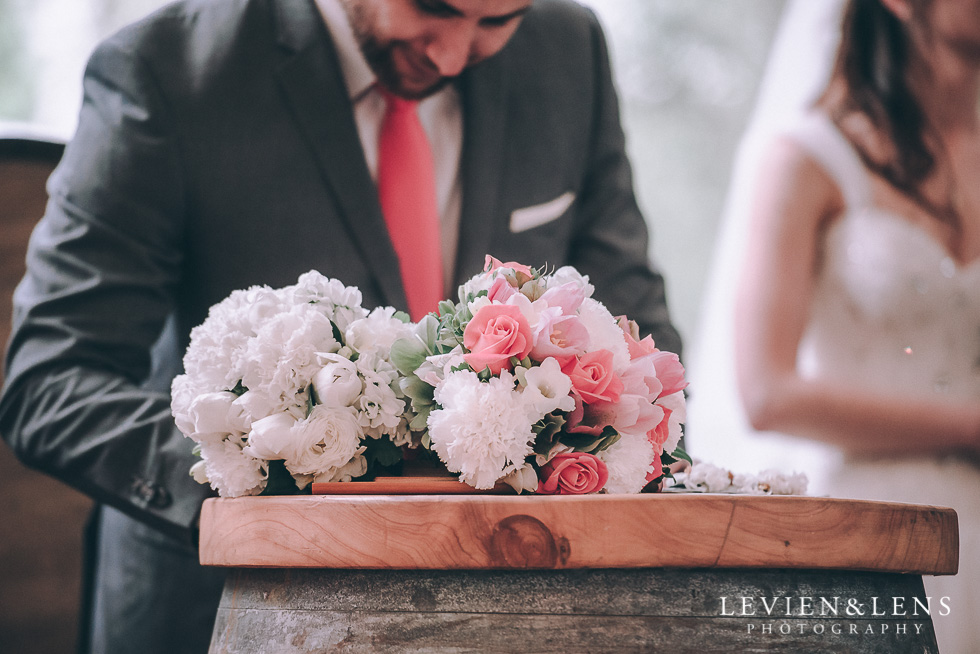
828 0 959 230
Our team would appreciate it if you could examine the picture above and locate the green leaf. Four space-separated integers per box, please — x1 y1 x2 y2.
664 444 693 465
560 432 603 453
364 436 404 469
560 425 619 454
409 409 431 432
416 314 440 348
260 460 308 496
594 431 621 453
401 375 435 406
305 385 316 417
400 374 436 435
229 380 248 397
390 337 429 376
329 320 344 345
437 299 457 316
393 310 411 323
532 413 566 456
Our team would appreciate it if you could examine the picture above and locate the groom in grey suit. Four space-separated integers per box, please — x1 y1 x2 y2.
0 0 680 651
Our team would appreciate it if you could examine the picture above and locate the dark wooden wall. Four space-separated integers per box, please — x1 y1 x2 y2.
0 153 93 653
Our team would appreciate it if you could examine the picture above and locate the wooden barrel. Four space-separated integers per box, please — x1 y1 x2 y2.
199 494 958 653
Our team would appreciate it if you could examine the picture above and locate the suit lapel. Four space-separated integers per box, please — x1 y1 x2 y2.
454 58 510 286
270 0 406 309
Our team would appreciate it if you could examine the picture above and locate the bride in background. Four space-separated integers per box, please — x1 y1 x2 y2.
688 0 980 650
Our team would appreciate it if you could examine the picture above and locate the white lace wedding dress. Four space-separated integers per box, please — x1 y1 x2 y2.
793 112 980 652
692 110 980 653
687 2 979 650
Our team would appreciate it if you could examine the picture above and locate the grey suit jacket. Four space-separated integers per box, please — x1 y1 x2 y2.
0 0 679 545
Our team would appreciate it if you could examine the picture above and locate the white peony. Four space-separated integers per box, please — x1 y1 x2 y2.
313 453 369 483
599 432 656 494
233 388 301 427
284 405 363 477
312 353 363 408
187 391 249 435
244 412 299 460
428 370 536 489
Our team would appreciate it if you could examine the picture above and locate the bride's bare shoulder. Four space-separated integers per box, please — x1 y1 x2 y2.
752 132 846 232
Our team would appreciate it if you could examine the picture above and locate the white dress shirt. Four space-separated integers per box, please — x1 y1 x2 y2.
314 0 463 289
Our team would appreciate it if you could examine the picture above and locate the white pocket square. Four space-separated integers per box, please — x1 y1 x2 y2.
509 191 575 233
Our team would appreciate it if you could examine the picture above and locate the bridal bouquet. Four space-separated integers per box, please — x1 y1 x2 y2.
171 271 414 497
392 256 689 494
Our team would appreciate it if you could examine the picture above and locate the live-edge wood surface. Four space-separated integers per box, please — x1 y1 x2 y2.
198 494 958 575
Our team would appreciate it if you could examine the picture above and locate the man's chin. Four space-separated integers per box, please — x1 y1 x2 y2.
380 75 451 101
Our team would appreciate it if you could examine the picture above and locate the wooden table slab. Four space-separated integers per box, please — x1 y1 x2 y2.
198 494 958 575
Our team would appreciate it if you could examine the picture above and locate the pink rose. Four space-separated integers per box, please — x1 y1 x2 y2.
561 350 624 404
463 304 533 374
536 452 609 495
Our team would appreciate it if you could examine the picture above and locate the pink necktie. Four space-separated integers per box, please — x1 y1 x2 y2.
377 89 444 321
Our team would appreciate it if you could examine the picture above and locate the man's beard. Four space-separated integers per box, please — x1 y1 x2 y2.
359 37 452 100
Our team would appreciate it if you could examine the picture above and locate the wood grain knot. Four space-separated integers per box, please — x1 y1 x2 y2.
488 514 568 568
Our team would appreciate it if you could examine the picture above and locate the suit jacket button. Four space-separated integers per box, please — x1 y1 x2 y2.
149 486 173 509
131 478 172 509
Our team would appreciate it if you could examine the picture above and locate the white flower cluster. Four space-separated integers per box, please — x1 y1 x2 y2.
429 370 537 489
172 271 410 497
670 461 808 495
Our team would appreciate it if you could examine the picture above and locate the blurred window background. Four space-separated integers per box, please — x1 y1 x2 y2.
0 1 785 652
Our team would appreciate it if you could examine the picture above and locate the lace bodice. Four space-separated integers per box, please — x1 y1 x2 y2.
792 113 980 400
